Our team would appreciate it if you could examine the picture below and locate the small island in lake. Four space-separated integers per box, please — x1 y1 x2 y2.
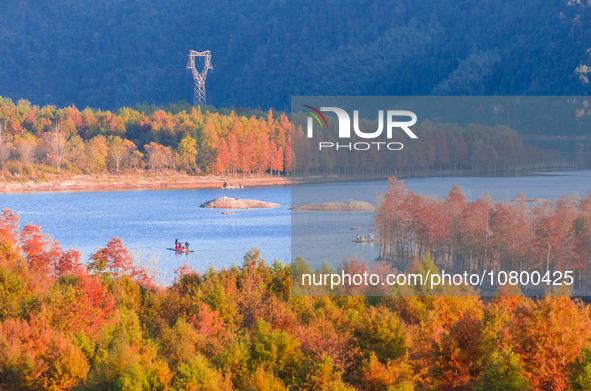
291 200 375 211
200 196 280 209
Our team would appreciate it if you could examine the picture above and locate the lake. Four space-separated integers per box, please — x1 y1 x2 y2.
0 187 290 280
1 171 590 279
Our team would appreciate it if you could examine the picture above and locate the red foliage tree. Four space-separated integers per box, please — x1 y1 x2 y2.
0 209 21 268
228 134 240 176
215 139 231 176
20 224 67 281
88 237 134 278
191 302 224 337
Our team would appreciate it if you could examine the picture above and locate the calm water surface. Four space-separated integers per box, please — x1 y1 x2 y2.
1 171 590 276
0 187 290 278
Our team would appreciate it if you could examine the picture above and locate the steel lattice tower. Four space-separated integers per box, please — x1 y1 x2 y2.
187 50 213 106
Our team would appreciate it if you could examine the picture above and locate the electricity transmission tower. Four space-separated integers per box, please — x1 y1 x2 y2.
187 50 213 106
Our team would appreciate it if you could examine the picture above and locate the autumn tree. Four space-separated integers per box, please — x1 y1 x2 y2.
13 133 37 164
251 319 303 383
19 223 65 280
511 296 591 389
43 123 67 171
145 142 170 175
360 352 415 391
0 122 11 167
67 135 87 169
86 135 108 172
269 140 282 176
4 204 591 390
555 195 578 271
88 237 135 279
571 346 591 390
0 318 90 390
228 134 240 176
47 273 116 335
445 184 467 269
107 136 135 174
375 177 410 261
237 248 266 326
257 133 270 175
0 209 20 268
574 191 591 291
177 135 198 172
241 133 256 177
476 348 529 391
431 312 484 389
284 134 293 176
215 139 231 176
354 306 407 364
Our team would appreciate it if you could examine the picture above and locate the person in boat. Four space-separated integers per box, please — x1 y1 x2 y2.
223 182 227 189
356 233 360 241
185 241 189 251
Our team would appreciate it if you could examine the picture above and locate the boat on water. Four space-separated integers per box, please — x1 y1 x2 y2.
166 248 195 253
354 234 377 243
222 182 244 189
353 238 378 243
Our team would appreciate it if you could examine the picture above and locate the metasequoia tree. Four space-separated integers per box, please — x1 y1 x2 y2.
375 179 591 285
215 139 231 176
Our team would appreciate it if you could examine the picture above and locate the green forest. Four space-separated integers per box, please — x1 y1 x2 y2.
1 0 591 111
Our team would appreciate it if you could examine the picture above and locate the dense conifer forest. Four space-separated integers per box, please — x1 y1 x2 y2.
1 0 591 111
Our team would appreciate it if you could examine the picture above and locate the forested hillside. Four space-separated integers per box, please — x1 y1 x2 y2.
1 0 591 112
2 207 591 390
